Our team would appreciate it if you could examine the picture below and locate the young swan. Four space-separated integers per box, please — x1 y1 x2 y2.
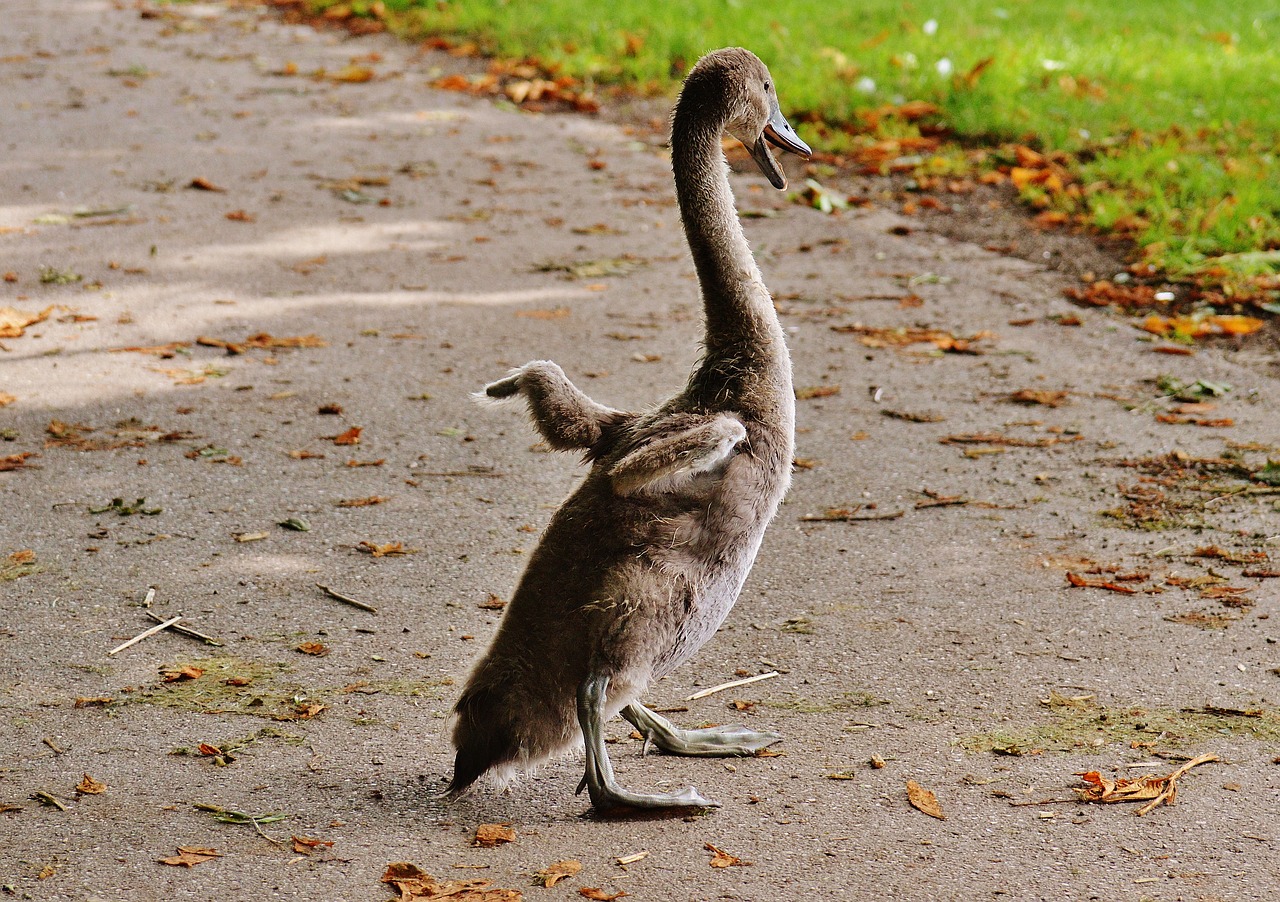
449 47 810 812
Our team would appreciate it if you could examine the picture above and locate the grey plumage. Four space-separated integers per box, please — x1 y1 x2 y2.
449 48 810 811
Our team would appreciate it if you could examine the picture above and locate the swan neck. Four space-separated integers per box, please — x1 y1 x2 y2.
672 114 785 366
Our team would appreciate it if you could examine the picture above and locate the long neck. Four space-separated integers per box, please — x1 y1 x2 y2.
672 109 791 415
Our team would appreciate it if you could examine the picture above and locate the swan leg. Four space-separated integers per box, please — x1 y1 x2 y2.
575 674 720 811
622 703 782 757
482 360 623 452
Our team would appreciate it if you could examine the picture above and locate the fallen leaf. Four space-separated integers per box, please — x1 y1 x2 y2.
345 459 385 468
579 890 628 901
940 432 1078 448
473 823 516 847
479 594 507 610
296 642 330 656
337 495 389 508
533 859 581 887
159 846 221 867
0 392 17 407
906 780 946 819
75 773 106 794
330 64 376 83
1065 572 1138 594
0 304 55 338
224 209 256 222
161 665 205 682
292 835 335 855
287 450 325 460
1143 313 1264 340
1008 389 1070 407
233 531 269 543
187 177 226 193
358 540 415 557
831 323 994 353
330 427 362 445
73 697 113 707
0 452 40 471
796 385 840 400
1075 753 1218 815
704 842 749 867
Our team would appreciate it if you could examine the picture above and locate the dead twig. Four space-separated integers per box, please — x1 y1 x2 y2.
144 610 223 646
316 583 377 614
108 615 182 656
686 670 779 701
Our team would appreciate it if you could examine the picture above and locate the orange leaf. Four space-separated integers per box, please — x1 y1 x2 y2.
533 859 582 887
580 889 629 901
159 846 221 867
76 773 106 794
906 780 946 819
330 427 362 445
472 823 516 847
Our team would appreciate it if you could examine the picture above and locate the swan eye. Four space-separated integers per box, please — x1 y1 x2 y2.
763 81 770 91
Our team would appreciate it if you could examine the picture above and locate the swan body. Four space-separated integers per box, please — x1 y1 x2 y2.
449 47 810 811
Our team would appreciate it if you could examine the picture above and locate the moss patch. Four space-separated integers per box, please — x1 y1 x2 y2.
122 657 454 721
960 699 1280 755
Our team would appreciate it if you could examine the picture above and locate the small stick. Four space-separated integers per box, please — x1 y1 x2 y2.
687 670 779 701
144 610 223 646
42 737 65 755
108 615 182 656
32 791 67 811
316 583 377 614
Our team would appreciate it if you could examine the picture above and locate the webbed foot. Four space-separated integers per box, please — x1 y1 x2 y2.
577 675 720 813
623 703 782 757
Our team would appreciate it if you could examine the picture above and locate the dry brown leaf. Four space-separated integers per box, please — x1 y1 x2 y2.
76 773 106 794
940 432 1078 448
479 594 507 610
1008 389 1070 407
906 780 946 819
704 842 749 867
160 665 205 682
473 823 516 847
533 859 581 887
1065 572 1138 595
330 64 376 83
1075 753 1218 815
74 697 113 707
187 177 226 192
358 540 415 557
0 392 16 407
243 332 327 349
831 323 994 353
225 209 256 222
345 458 384 468
330 426 362 445
291 835 328 854
796 384 841 400
297 642 330 656
0 304 54 338
0 452 40 471
159 846 221 867
337 495 389 508
110 341 191 357
579 889 628 901
288 449 325 459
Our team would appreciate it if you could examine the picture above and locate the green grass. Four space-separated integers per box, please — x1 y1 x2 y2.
315 0 1279 289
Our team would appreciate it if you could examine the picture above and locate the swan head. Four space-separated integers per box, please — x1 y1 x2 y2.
682 48 812 190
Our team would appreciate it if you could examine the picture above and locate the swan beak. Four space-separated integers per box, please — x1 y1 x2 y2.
750 107 811 190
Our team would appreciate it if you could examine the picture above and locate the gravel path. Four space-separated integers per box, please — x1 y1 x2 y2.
2 2 1278 899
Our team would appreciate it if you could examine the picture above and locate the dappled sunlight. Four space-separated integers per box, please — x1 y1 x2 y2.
0 203 68 228
305 109 469 132
165 219 454 270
